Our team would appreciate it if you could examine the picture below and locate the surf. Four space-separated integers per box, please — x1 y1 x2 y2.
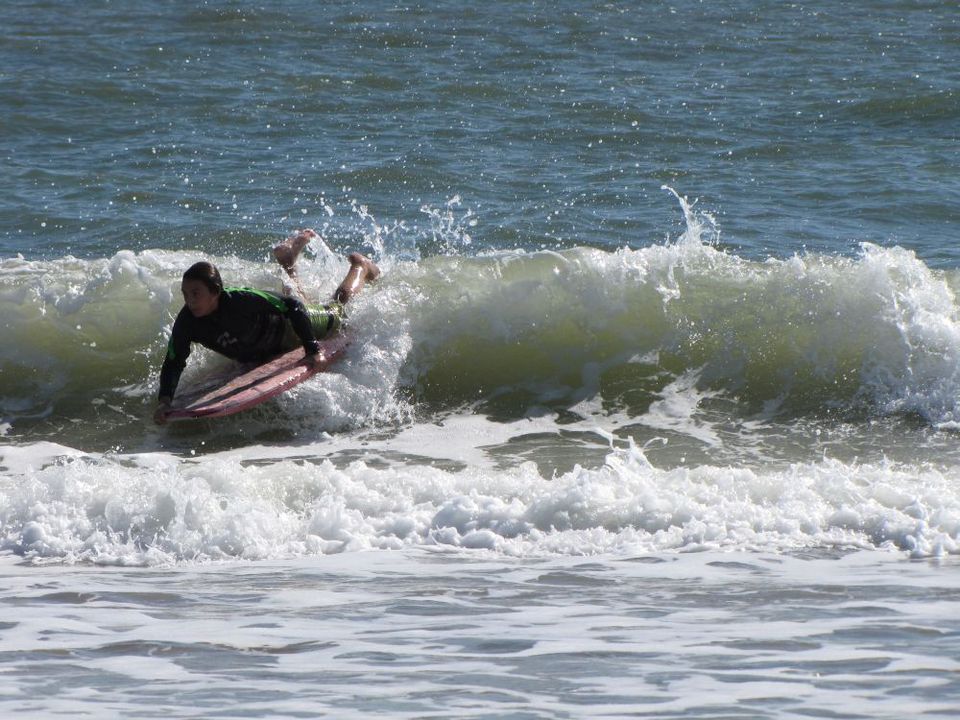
4 198 960 445
3 438 959 566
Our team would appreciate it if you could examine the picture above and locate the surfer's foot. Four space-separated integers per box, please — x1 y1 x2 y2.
334 252 380 304
354 252 381 283
273 228 318 278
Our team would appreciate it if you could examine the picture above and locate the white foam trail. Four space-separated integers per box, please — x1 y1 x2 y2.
2 439 958 566
640 369 722 447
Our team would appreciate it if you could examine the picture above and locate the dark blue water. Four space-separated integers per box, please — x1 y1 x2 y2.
3 0 957 262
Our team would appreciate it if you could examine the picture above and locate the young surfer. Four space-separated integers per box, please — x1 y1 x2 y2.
153 229 379 425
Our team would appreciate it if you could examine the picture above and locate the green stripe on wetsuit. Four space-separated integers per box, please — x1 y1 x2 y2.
224 285 343 342
306 303 344 337
223 287 343 335
224 286 287 313
279 301 345 352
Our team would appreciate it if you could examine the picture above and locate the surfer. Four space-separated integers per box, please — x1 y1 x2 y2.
153 229 379 424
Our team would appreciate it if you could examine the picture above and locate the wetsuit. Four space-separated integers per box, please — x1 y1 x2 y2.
158 287 342 402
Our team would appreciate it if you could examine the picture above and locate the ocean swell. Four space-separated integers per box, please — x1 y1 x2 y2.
3 218 960 434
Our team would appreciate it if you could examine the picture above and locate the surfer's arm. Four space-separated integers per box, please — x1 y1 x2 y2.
155 356 181 425
153 400 172 425
281 296 322 356
157 354 181 404
157 312 193 403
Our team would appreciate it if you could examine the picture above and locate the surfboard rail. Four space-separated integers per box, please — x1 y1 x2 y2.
165 333 351 421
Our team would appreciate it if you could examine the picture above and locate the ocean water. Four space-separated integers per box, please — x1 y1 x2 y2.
3 0 960 717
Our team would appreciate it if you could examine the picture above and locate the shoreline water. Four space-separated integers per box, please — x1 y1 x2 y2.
2 548 959 719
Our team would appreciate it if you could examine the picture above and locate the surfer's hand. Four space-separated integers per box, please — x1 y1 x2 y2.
304 352 323 369
153 402 171 425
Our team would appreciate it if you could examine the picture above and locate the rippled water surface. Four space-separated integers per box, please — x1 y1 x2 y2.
4 551 960 719
3 1 960 717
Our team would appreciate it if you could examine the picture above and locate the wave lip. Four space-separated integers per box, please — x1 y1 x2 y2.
5 219 960 436
402 234 960 426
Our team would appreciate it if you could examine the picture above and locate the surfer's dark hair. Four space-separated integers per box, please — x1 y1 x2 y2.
182 261 223 295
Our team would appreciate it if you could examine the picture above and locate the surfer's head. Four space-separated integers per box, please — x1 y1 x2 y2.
181 261 222 317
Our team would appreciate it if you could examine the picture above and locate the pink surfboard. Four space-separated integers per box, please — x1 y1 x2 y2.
165 334 351 421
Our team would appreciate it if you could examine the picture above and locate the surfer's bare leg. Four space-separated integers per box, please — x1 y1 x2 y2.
334 252 380 304
274 228 318 299
274 228 317 276
274 229 379 304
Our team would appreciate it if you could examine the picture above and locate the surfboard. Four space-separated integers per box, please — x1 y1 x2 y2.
165 333 351 421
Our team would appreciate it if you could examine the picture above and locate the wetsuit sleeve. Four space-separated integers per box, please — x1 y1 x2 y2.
158 310 193 402
282 296 321 355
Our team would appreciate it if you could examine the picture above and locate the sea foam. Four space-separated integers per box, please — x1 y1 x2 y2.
4 201 960 431
3 436 958 566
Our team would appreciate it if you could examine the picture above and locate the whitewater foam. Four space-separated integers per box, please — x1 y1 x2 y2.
3 435 959 566
6 200 960 435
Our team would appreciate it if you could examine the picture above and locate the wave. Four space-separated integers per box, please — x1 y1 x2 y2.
841 89 960 130
3 200 960 436
2 440 957 565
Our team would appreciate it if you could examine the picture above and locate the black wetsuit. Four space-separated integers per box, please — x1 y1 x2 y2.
158 287 321 402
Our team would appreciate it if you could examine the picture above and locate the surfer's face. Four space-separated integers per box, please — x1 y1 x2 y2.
182 279 220 317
